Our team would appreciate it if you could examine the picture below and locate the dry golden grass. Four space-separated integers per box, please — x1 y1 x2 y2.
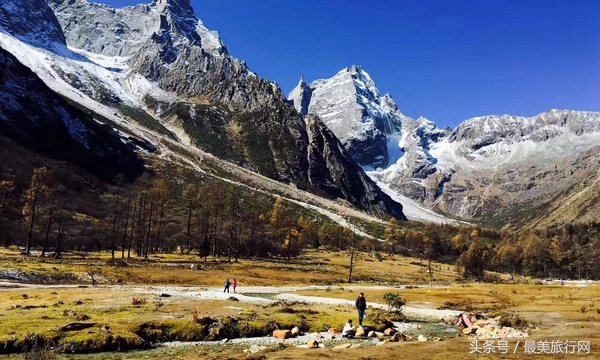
2 247 600 359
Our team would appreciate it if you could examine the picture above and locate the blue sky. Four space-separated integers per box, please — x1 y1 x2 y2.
101 0 598 129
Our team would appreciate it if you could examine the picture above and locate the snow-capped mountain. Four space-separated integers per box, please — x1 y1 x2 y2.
0 0 406 220
290 66 409 169
292 67 600 228
289 66 451 223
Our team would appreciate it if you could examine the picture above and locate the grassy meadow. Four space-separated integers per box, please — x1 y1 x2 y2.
0 247 599 359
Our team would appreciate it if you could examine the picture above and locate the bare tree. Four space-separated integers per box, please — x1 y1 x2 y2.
22 167 51 254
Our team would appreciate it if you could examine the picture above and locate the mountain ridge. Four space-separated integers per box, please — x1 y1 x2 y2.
292 66 600 228
0 0 406 220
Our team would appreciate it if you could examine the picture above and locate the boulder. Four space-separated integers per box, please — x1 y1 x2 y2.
462 327 477 336
355 326 366 337
374 331 385 338
291 327 301 336
383 328 397 336
376 339 389 346
367 331 377 338
418 335 427 342
307 340 319 348
247 344 267 354
328 328 340 334
273 330 292 339
333 343 353 349
389 332 404 342
310 332 324 340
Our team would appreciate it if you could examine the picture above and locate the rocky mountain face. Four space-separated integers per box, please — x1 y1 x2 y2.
0 0 405 219
0 47 144 180
293 67 600 229
289 67 450 217
426 110 600 229
290 66 406 169
0 0 66 48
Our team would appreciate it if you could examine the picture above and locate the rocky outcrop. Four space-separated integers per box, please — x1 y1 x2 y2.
45 0 406 219
49 0 282 112
0 0 66 48
291 63 600 227
289 66 412 169
0 48 144 180
305 115 406 220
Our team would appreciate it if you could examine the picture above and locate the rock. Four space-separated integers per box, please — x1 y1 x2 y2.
374 331 385 338
418 335 427 342
389 332 401 342
368 331 377 338
383 328 396 336
355 326 366 337
328 328 340 334
333 343 352 350
273 330 292 339
247 344 266 354
321 332 336 340
310 332 324 340
190 264 198 270
462 327 477 335
350 344 361 348
220 338 229 344
376 339 389 346
291 327 301 336
307 340 319 348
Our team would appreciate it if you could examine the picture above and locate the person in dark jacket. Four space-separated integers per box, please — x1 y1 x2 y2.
224 278 231 293
355 292 367 326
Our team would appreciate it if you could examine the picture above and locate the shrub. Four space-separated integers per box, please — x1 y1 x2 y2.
105 258 128 267
382 292 405 312
498 312 528 329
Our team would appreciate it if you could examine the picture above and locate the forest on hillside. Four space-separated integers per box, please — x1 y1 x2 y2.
1 146 599 281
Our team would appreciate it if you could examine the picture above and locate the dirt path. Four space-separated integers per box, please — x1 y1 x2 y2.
0 282 460 319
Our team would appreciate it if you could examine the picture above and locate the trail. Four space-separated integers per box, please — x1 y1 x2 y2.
0 282 460 319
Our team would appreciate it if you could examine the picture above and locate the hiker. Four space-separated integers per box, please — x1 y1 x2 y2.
457 313 472 330
232 279 237 293
355 292 367 326
342 319 356 338
224 278 231 293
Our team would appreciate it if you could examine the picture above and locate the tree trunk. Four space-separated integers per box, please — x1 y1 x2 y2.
121 196 131 259
348 247 355 282
111 192 121 259
144 201 154 260
428 258 433 287
53 207 64 258
186 199 193 253
128 199 137 259
26 192 38 255
41 205 55 258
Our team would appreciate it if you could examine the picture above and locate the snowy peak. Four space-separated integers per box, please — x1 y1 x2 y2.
0 0 66 49
449 109 600 151
152 0 194 13
288 76 311 116
289 66 438 169
49 0 226 58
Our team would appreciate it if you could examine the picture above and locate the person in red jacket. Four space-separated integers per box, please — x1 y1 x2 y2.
232 279 237 293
